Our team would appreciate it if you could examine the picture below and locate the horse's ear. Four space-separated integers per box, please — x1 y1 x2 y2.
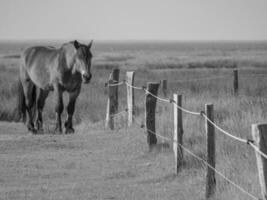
73 40 80 49
88 40 93 49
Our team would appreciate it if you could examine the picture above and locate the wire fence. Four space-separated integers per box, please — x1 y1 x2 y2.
129 112 259 200
104 107 259 199
105 73 267 200
109 79 267 161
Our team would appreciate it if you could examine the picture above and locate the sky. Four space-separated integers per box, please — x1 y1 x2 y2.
0 0 267 41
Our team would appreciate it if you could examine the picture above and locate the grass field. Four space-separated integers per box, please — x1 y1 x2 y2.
1 40 267 199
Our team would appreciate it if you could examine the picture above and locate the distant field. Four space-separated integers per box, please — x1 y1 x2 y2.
1 40 267 199
0 40 267 122
1 40 267 69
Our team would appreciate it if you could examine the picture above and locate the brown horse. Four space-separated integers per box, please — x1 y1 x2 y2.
17 40 93 134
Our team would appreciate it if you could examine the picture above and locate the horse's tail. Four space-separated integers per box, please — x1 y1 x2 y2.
16 78 26 123
15 78 37 123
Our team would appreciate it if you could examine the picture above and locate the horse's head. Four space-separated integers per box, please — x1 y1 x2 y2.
72 40 93 84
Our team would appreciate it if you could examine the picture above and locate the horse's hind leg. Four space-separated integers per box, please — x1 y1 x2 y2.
54 84 64 134
21 79 37 133
35 88 49 133
65 87 81 134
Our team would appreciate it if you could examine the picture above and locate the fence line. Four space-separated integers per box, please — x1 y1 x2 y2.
144 88 171 103
146 88 267 159
125 81 144 90
107 74 233 88
107 78 267 161
105 72 267 87
104 69 267 199
172 101 202 116
145 82 267 161
109 108 128 118
99 108 128 130
105 80 125 87
130 112 259 200
201 113 248 144
248 142 267 160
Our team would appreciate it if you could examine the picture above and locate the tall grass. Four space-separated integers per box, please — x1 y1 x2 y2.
1 43 267 199
0 58 21 121
153 70 267 199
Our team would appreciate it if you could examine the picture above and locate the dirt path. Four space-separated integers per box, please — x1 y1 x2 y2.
0 122 205 200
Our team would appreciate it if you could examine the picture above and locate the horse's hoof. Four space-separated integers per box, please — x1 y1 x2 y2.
36 129 44 134
27 125 37 134
65 127 74 134
36 122 43 131
30 128 38 135
54 129 62 134
54 125 62 134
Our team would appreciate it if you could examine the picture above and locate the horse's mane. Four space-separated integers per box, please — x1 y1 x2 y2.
62 41 75 47
47 46 56 49
57 42 75 52
64 41 88 48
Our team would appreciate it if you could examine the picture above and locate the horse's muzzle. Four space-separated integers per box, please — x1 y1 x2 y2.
82 73 92 84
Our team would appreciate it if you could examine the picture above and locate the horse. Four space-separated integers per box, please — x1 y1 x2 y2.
17 40 93 134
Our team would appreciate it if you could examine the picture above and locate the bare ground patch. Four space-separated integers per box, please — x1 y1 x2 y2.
0 122 194 200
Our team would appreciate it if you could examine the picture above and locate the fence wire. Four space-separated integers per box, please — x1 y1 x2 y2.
109 79 267 161
104 75 267 200
201 113 248 144
248 142 267 160
108 108 128 118
125 81 144 90
129 112 259 200
105 80 125 87
172 101 202 116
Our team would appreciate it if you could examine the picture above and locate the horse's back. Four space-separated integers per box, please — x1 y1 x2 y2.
21 46 59 89
22 46 58 68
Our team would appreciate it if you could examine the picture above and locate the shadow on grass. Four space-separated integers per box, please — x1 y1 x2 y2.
138 173 177 184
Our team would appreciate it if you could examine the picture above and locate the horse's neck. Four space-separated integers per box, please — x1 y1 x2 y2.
59 44 76 71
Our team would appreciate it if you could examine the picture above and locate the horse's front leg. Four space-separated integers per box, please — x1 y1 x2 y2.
65 87 81 134
54 84 64 134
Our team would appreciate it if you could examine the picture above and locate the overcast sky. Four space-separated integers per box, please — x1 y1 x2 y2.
0 0 266 41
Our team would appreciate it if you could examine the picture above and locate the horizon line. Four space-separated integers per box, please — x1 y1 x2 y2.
1 38 267 43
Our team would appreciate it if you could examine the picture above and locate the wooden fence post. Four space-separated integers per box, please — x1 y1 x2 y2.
161 79 168 97
126 71 135 127
252 124 267 200
105 69 120 130
205 104 216 199
173 94 183 173
233 69 238 94
145 82 160 151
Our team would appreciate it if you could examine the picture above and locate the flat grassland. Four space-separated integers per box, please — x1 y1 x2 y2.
0 41 267 199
